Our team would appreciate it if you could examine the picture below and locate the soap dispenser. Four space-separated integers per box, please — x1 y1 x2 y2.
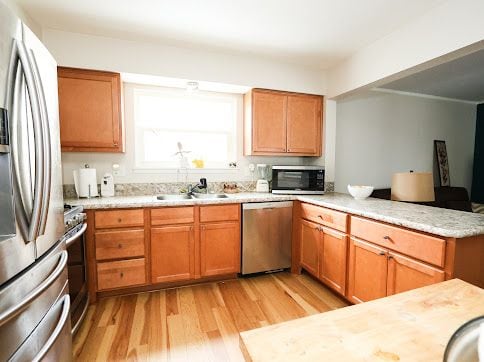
101 173 115 197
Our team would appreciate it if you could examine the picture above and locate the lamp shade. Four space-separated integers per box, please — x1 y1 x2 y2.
391 172 435 202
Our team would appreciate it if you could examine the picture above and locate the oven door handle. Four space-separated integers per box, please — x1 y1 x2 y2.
65 223 87 247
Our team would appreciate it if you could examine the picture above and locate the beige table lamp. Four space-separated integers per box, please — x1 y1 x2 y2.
391 171 435 202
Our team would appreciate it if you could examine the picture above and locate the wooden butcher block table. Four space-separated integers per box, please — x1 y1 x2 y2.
240 279 484 361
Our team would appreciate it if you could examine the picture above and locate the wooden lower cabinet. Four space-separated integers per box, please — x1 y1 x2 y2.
200 222 240 277
347 237 447 304
387 252 445 295
300 220 320 277
151 225 195 283
347 238 388 304
320 227 347 295
299 219 348 296
97 258 146 291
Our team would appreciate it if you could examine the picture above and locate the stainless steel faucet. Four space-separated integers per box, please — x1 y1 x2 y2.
187 178 207 195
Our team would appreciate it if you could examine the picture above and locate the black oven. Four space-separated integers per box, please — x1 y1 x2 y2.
64 205 89 335
271 166 325 194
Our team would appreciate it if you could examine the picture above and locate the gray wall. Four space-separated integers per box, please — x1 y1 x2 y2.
335 91 477 193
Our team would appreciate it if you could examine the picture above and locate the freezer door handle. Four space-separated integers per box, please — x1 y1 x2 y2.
32 294 70 362
0 250 67 327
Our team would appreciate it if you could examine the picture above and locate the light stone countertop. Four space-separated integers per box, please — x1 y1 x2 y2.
65 192 484 238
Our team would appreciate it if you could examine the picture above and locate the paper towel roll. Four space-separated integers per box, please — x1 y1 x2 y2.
73 167 98 198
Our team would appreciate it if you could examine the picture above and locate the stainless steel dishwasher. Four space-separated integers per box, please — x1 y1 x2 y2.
242 201 293 274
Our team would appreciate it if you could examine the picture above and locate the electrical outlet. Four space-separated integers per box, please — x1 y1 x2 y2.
112 163 125 176
248 163 255 172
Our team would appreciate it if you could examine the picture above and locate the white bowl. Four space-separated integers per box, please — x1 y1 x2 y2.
347 185 374 200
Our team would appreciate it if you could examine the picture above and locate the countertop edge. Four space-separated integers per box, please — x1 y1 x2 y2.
65 193 484 239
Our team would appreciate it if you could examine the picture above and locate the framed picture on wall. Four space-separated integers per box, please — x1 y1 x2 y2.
434 140 450 186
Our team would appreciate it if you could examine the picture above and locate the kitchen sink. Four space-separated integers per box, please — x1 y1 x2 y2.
156 193 229 200
156 194 192 200
191 193 229 199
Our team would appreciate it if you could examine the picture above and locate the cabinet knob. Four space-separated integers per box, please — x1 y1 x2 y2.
118 244 122 249
378 251 386 256
388 255 394 259
120 272 124 278
118 218 122 223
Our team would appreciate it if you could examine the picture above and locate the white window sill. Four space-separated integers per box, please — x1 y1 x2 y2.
132 168 240 174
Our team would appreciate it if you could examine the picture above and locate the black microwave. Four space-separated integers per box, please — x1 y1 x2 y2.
271 166 325 194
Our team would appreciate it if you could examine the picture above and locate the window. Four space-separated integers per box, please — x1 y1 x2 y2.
129 84 238 169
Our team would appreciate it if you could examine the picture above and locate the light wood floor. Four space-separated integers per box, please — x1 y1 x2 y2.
73 272 349 361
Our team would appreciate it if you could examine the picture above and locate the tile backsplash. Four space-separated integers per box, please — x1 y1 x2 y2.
63 181 335 198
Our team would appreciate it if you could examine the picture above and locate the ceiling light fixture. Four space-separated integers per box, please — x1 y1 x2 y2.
186 81 199 92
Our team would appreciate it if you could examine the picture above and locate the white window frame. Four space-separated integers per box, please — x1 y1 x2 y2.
127 83 239 171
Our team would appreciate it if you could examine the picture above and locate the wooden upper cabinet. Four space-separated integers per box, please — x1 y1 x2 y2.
244 89 323 156
252 90 287 153
58 67 124 152
286 95 322 155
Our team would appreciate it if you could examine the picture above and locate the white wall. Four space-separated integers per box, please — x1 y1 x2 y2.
43 29 327 95
42 29 329 185
327 0 484 99
2 0 42 38
335 90 477 193
61 84 316 185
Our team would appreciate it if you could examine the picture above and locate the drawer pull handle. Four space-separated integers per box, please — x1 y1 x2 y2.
117 218 122 223
118 244 122 249
383 236 393 241
120 272 124 278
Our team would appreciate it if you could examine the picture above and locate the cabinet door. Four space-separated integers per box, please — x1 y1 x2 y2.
151 226 194 283
286 95 322 155
347 237 388 304
300 219 320 277
200 222 240 276
387 252 445 296
58 67 123 152
320 227 347 296
252 90 287 153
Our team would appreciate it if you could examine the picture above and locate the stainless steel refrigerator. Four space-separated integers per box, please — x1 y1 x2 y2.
0 2 72 360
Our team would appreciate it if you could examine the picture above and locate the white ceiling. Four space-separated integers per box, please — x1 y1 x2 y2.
380 49 484 103
16 0 444 69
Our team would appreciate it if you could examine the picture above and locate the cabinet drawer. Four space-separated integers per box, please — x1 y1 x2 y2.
95 230 145 261
151 207 194 225
97 258 146 290
95 209 144 229
300 203 347 232
350 216 446 267
200 204 240 223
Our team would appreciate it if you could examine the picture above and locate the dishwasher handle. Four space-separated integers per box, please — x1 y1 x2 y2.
242 201 293 210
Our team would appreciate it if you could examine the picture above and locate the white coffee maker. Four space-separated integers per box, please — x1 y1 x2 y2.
256 164 270 193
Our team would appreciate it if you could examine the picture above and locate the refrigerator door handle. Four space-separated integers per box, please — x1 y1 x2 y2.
31 295 70 362
28 48 51 236
0 250 67 327
8 39 45 242
9 62 31 238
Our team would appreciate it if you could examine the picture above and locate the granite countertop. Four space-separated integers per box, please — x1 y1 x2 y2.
65 192 484 238
240 279 484 361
